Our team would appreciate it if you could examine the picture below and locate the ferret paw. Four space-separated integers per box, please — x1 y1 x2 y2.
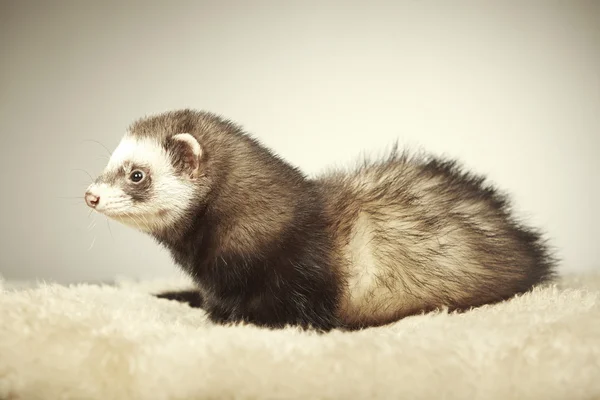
154 290 204 308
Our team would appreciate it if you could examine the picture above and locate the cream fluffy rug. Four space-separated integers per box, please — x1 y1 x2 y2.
1 273 599 400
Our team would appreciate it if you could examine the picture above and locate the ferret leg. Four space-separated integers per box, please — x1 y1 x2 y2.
154 290 204 308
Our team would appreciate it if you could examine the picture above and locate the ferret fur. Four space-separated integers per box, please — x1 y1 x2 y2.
85 109 556 331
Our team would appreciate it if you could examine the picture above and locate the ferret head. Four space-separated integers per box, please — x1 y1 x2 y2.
85 131 206 234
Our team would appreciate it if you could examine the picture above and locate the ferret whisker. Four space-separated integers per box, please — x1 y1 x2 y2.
87 217 97 231
134 210 151 229
123 211 143 232
104 200 128 207
72 168 94 183
87 236 97 251
100 198 132 210
81 139 112 157
138 212 152 229
106 218 115 243
132 215 145 232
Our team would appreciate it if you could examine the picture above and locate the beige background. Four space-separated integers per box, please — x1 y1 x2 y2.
1 0 598 283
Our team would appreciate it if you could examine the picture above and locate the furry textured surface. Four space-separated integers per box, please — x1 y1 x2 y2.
1 273 599 400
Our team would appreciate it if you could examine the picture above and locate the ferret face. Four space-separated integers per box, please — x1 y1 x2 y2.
85 133 204 233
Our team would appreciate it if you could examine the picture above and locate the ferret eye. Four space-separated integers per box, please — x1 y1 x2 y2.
130 170 144 183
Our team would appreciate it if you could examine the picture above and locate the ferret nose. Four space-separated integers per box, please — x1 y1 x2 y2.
85 192 100 208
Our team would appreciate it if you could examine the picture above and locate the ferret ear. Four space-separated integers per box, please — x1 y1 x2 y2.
168 133 203 179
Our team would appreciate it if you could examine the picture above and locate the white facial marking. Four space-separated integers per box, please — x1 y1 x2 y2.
107 136 167 174
88 135 198 233
85 183 131 214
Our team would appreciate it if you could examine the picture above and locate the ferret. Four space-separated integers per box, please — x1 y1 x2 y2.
84 109 556 331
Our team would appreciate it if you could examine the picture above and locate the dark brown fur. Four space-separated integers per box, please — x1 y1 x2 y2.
126 109 556 331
